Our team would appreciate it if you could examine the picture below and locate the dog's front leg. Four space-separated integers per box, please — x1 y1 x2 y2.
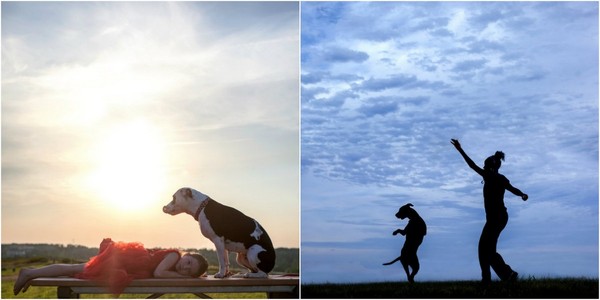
212 237 230 278
223 249 231 276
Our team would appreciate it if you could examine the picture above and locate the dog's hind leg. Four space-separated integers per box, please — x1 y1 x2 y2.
408 258 420 283
382 255 401 266
232 245 269 278
240 245 268 278
231 253 259 278
400 256 413 283
235 253 256 273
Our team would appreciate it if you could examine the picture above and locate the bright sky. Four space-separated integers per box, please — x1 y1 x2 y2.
301 2 598 283
2 2 299 249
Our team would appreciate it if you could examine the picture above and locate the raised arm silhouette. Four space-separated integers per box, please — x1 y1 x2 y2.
451 139 528 284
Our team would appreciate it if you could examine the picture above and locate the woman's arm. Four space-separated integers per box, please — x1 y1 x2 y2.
506 182 528 201
153 252 188 278
451 139 484 176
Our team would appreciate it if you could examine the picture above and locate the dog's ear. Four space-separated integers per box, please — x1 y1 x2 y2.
183 188 193 198
406 203 414 207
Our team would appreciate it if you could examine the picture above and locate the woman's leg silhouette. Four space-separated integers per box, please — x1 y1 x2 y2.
479 211 514 282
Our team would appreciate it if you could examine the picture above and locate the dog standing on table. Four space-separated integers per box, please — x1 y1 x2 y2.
383 203 426 283
163 187 275 278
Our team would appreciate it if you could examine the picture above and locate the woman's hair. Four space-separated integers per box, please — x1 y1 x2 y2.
494 151 505 162
484 151 505 171
188 253 208 277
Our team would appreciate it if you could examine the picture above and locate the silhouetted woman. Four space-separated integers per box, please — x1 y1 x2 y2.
451 139 528 284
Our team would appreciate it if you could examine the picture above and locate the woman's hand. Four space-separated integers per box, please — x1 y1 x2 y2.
450 139 461 150
521 194 528 201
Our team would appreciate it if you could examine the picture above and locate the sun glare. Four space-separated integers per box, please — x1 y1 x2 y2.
87 120 167 212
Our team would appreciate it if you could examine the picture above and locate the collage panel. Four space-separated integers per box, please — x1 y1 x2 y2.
300 1 598 298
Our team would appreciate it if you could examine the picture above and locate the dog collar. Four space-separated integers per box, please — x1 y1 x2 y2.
193 198 211 221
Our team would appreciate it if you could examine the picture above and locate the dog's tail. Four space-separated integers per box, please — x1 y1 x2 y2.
382 255 401 266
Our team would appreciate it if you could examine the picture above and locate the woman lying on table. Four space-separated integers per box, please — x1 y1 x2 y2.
14 238 208 296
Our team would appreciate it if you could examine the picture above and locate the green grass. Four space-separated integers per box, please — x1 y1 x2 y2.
301 277 599 298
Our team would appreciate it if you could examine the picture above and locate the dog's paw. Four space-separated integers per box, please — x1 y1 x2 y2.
214 271 234 278
243 271 269 278
230 272 246 278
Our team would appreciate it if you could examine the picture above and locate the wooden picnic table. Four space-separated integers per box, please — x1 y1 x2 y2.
29 274 299 298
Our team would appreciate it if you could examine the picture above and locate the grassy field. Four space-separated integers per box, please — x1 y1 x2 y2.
2 258 266 299
301 277 599 298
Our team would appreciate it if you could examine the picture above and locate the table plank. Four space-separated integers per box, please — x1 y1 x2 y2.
30 275 299 288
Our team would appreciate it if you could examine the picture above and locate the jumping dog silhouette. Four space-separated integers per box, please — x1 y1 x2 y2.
383 203 427 283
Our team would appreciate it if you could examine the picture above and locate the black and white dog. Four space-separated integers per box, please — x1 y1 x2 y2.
163 187 275 278
383 203 426 283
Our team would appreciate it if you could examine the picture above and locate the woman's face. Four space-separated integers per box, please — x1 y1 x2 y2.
175 254 200 276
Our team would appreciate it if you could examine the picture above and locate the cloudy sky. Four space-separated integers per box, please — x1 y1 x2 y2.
2 2 299 249
301 2 598 283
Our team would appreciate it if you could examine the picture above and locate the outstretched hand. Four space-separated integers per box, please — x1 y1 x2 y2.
450 139 461 150
522 194 528 201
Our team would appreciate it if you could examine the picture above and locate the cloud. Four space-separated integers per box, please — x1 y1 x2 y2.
358 99 399 117
452 58 488 72
467 39 505 53
322 47 369 63
357 74 419 92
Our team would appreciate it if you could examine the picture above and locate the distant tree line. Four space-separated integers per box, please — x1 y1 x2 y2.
2 243 299 274
2 244 97 263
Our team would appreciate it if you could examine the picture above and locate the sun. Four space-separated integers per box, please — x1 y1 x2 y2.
87 120 167 212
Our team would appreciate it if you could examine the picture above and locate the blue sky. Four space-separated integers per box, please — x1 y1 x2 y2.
301 1 598 283
2 2 299 249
